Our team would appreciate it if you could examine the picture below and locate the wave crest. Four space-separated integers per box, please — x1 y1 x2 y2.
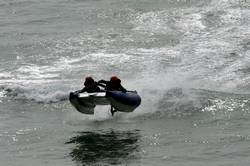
0 84 69 103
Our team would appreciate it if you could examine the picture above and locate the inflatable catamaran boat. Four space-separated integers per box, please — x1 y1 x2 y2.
69 91 141 114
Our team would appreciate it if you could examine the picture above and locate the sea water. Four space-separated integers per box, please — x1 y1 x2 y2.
0 0 250 165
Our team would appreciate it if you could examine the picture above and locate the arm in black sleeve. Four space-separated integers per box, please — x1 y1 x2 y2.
78 87 86 93
119 85 127 93
98 80 109 84
97 83 106 88
97 80 109 89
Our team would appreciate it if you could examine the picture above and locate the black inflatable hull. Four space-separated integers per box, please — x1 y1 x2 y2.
106 91 141 112
69 91 141 114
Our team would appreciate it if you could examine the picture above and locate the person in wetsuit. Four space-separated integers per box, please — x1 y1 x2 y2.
98 76 127 93
98 76 127 116
78 76 101 93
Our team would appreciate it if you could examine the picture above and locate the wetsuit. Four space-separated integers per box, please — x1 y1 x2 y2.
98 80 127 92
98 79 127 116
78 82 101 93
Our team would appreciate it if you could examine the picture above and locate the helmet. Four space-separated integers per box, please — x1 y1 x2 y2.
110 76 121 84
84 76 94 86
110 76 119 81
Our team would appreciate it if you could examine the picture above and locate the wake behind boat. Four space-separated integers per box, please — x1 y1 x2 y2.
69 91 141 115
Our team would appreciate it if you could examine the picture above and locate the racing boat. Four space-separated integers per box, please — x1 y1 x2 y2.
69 91 141 115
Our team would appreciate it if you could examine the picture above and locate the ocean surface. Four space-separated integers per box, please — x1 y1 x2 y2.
0 0 250 165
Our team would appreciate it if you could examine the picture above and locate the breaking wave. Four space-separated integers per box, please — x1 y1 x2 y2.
0 84 69 103
129 88 250 120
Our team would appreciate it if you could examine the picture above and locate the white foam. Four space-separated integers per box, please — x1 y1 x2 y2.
90 52 132 63
133 47 180 57
25 90 69 103
179 13 206 31
0 81 72 103
0 72 11 79
220 9 244 25
16 64 59 79
132 10 177 34
0 90 7 101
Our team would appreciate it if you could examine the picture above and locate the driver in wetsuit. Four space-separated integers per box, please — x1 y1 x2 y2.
98 76 127 93
98 76 127 116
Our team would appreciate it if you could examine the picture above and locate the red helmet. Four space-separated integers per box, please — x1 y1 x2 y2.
84 76 94 86
110 76 119 81
110 76 121 84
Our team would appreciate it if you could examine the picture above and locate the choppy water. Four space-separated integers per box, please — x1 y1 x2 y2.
0 0 250 165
